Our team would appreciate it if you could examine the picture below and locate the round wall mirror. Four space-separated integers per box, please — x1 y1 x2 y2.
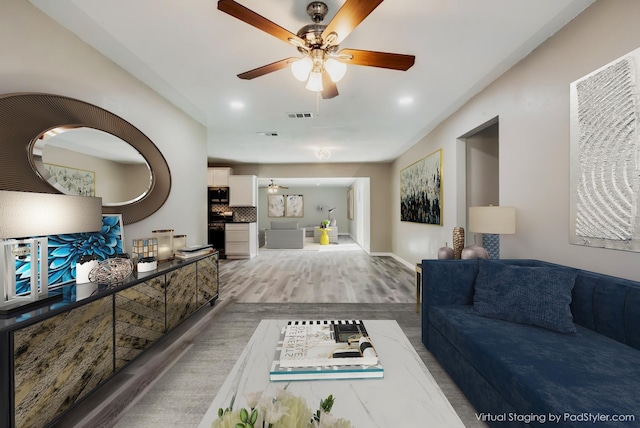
0 93 171 225
32 127 152 206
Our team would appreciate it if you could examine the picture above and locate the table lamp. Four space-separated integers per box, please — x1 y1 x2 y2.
468 206 516 259
0 190 102 309
328 207 337 227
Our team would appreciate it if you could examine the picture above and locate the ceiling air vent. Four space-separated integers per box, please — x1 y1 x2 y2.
287 112 314 119
256 131 279 136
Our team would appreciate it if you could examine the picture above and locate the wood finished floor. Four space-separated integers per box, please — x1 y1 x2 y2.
221 236 416 304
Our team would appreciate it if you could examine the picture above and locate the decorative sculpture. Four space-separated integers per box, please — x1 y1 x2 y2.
437 243 454 259
88 257 133 286
453 227 465 259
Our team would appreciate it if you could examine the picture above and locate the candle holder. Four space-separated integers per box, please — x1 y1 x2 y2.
1 238 48 307
132 238 158 272
152 229 174 262
173 234 187 255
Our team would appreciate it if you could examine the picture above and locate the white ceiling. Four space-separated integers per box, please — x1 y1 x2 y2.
30 0 594 167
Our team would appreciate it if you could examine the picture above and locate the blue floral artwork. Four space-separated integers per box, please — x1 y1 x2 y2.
14 214 124 294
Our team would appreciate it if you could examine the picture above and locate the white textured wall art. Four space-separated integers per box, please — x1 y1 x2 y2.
569 47 640 251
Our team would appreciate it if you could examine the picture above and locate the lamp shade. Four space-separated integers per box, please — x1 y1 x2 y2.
305 70 323 92
291 57 313 81
0 190 102 238
468 206 516 234
324 58 347 82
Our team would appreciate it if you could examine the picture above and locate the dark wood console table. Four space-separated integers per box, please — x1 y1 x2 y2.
0 252 218 428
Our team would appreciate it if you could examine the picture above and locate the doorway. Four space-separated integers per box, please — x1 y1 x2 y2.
460 117 499 245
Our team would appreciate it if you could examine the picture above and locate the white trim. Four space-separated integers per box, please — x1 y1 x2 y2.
368 252 416 270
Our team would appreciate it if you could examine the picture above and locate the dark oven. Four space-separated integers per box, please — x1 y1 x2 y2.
208 221 226 259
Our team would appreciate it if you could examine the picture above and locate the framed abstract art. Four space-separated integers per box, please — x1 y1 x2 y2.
400 149 442 225
569 46 640 252
268 194 285 217
285 195 304 218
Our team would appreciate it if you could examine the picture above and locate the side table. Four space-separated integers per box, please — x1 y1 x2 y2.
316 227 333 245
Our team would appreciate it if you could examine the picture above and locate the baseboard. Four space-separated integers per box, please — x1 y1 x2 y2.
392 254 417 270
367 252 416 270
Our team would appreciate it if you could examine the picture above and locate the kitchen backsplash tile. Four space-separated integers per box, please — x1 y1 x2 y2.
210 204 257 222
233 207 257 222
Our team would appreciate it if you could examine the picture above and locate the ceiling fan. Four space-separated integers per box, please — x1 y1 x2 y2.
265 180 289 193
217 0 416 99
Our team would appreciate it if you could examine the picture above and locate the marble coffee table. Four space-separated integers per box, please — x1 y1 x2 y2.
198 320 464 427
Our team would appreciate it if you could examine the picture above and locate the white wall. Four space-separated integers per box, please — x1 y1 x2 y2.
393 0 640 281
0 0 208 251
350 178 371 253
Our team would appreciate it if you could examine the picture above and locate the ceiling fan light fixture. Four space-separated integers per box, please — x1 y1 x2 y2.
291 57 313 81
306 69 324 92
219 1 416 98
315 147 331 160
324 58 347 82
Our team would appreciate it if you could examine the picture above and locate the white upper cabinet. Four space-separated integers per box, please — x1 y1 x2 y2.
207 167 233 187
229 175 257 207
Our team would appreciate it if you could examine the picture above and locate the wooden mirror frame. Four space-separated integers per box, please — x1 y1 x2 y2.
0 93 171 225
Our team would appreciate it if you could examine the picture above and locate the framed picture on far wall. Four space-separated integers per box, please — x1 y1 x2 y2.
400 149 443 225
268 194 285 217
44 163 95 196
285 194 304 217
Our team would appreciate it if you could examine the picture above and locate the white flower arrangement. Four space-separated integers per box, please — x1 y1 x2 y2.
212 388 352 428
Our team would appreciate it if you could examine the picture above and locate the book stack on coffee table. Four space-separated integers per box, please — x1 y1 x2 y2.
269 320 384 381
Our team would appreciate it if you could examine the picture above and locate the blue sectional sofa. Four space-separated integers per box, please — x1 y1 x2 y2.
422 259 640 427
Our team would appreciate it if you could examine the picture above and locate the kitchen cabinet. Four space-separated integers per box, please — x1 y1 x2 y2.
225 223 257 259
229 175 257 207
207 167 233 187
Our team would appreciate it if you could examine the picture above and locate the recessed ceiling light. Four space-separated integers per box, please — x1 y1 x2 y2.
398 96 413 106
230 101 244 110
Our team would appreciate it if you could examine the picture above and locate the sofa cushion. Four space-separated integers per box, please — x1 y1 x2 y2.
430 305 640 422
270 220 298 230
473 259 578 334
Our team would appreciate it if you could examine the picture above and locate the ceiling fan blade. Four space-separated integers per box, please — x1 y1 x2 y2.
338 48 415 71
321 71 339 99
237 58 297 80
218 0 305 46
321 0 384 45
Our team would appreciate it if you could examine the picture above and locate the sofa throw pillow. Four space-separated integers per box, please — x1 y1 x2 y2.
472 259 578 334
